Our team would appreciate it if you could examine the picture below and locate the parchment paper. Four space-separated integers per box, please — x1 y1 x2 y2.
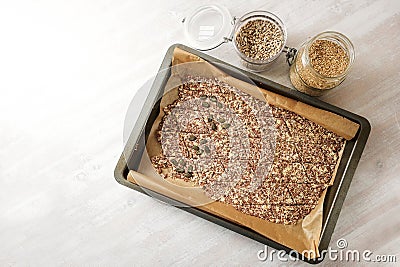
127 47 359 259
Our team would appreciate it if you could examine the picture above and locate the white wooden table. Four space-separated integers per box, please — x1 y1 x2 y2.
0 0 399 266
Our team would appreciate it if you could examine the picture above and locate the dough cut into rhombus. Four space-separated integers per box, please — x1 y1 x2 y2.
151 76 345 225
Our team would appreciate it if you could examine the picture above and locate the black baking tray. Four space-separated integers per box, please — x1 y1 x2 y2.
114 44 370 264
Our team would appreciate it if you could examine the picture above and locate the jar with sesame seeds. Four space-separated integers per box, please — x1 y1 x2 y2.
289 31 355 96
182 5 355 95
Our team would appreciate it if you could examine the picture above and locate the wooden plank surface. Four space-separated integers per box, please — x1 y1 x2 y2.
0 0 399 266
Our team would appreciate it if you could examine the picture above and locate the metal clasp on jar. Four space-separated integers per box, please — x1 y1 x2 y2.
283 46 297 66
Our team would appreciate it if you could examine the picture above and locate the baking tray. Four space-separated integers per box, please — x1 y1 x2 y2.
114 44 370 264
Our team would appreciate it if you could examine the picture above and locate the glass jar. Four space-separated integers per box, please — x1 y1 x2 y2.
183 6 291 72
289 31 355 96
182 6 355 93
232 11 288 72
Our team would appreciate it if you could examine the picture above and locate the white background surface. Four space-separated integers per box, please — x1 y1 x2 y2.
1 0 399 266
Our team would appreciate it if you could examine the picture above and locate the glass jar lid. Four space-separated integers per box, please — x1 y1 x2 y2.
183 5 233 51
